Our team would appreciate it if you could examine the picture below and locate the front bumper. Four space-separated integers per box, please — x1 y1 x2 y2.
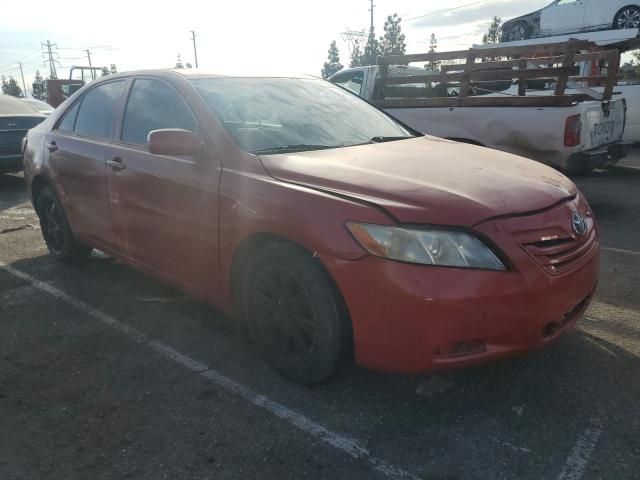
568 141 632 171
321 197 600 374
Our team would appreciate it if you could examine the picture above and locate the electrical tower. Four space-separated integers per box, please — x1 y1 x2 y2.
41 40 59 79
340 29 366 58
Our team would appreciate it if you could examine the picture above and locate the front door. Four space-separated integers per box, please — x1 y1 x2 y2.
540 0 586 35
46 80 126 248
106 77 221 294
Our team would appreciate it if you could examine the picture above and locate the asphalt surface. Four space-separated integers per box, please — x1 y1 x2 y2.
1 160 639 480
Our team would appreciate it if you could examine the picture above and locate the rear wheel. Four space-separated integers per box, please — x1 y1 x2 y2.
36 186 93 262
614 6 640 29
242 243 351 385
504 21 531 42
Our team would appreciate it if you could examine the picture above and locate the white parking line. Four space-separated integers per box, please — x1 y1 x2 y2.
602 247 640 257
0 262 419 480
556 419 604 480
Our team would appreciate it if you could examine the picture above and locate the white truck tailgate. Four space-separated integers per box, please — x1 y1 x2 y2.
581 99 625 150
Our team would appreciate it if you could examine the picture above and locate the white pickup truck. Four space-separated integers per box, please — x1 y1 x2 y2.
330 41 631 174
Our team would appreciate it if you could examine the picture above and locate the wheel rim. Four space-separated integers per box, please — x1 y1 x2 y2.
41 199 65 254
618 9 640 29
250 266 317 363
510 25 526 41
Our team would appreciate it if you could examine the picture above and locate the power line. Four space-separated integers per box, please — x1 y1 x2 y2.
405 0 489 21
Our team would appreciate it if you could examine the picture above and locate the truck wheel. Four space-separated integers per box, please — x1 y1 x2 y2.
36 186 93 262
563 162 593 177
504 22 531 41
242 242 351 385
614 6 640 29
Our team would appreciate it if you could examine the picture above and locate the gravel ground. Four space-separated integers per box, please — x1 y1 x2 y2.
1 161 639 480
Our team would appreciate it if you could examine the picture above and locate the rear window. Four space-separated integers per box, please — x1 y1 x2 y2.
0 95 39 114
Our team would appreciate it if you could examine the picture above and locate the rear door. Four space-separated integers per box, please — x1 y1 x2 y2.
540 0 586 34
45 80 125 248
106 77 221 293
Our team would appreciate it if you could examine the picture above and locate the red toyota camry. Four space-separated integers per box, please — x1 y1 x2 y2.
22 71 599 384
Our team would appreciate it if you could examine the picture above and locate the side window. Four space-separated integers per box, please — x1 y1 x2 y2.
74 81 124 139
57 101 80 132
330 71 365 96
121 79 196 145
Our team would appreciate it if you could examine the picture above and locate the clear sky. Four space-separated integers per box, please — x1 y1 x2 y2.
0 0 550 93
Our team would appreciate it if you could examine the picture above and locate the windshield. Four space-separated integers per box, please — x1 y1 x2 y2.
191 77 414 154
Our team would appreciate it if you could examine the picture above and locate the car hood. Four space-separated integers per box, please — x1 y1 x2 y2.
258 137 577 226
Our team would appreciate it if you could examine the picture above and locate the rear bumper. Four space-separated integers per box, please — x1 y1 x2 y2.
568 141 632 171
0 154 23 173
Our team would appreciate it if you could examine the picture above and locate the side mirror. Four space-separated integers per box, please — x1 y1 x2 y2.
147 129 203 157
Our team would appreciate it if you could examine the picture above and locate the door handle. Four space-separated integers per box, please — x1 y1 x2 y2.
46 141 57 152
107 157 126 171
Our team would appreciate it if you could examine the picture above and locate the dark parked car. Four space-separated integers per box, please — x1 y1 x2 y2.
1 95 46 174
22 98 54 116
22 71 599 384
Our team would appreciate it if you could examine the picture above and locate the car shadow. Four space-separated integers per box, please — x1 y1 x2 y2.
4 252 639 478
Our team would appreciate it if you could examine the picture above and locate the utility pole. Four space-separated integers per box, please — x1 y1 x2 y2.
190 30 199 68
84 49 95 79
369 0 375 30
18 62 28 98
42 40 58 79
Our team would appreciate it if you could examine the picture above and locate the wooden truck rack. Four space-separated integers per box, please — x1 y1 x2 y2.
375 40 620 108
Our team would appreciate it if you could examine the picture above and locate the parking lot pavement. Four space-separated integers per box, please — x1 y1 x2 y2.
1 169 639 480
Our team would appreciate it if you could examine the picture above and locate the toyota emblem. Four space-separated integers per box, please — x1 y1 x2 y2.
571 212 588 236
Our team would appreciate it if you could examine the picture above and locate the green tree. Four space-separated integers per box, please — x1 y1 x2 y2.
362 27 381 65
1 76 23 97
426 33 440 71
482 16 502 44
380 14 406 56
350 40 364 68
321 40 343 79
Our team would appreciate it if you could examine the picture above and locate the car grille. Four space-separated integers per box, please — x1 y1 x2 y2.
522 227 598 275
0 130 27 156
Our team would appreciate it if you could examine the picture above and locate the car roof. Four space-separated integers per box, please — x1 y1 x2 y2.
89 69 320 82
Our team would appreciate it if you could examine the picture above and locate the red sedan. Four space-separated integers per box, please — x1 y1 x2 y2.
22 71 599 384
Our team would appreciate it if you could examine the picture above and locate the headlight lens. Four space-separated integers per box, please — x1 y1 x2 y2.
347 222 506 271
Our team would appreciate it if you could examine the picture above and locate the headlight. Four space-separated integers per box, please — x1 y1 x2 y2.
347 222 506 271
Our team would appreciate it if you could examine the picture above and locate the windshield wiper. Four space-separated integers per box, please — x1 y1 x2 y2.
253 144 340 154
369 136 413 143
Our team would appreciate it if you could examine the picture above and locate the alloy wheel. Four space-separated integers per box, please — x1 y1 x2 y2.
250 266 317 364
509 25 526 41
617 8 640 29
41 199 65 254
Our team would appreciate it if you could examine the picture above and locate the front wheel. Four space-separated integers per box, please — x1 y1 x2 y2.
614 6 640 29
503 21 531 42
36 186 93 262
242 243 351 385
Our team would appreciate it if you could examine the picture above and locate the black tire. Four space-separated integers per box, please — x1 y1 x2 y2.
242 242 351 385
563 162 593 177
36 186 93 262
504 21 531 42
614 6 640 29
